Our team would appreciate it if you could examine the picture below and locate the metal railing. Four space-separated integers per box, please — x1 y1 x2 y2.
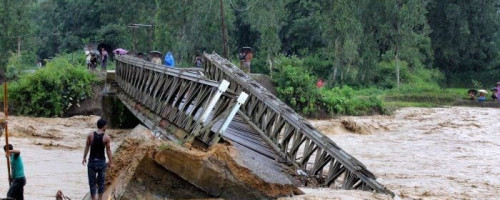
202 53 393 195
114 55 247 145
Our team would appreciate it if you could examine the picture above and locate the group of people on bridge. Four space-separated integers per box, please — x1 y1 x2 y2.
86 47 108 71
88 45 254 73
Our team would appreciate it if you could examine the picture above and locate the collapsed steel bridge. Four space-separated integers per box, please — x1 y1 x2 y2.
112 54 394 196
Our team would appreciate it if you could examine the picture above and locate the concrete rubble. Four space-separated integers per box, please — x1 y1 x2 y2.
103 125 302 200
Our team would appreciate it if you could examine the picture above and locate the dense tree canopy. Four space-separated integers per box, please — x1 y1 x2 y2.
0 0 498 87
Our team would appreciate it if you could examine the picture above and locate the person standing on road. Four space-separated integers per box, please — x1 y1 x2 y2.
243 49 253 73
4 144 26 200
194 52 203 68
82 119 113 200
101 48 108 71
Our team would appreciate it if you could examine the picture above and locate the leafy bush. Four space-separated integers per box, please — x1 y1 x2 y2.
5 52 38 80
273 56 320 115
383 66 451 105
4 54 98 117
302 53 331 80
320 86 385 115
273 56 386 117
247 56 270 74
372 60 410 89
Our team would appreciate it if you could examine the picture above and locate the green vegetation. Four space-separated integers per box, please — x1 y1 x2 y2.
3 54 98 117
0 0 498 117
273 56 385 116
5 53 38 80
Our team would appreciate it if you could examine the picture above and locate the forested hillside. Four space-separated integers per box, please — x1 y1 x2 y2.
1 0 499 88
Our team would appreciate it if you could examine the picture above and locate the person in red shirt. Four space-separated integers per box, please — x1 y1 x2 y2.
316 79 324 88
244 50 253 73
239 48 253 73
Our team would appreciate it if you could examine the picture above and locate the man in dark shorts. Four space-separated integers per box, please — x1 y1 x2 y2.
4 144 26 200
82 119 113 200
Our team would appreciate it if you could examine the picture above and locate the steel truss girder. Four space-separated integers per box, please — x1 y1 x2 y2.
202 53 393 196
115 55 240 145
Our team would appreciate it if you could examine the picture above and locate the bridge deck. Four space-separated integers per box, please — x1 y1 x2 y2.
212 114 283 161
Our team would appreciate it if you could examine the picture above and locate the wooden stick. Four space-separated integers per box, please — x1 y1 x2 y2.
4 81 11 186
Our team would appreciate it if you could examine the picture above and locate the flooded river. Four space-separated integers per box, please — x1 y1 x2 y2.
0 107 498 199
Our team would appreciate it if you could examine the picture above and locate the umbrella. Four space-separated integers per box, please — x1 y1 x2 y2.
490 87 497 92
149 51 162 57
467 89 478 95
113 48 128 55
478 89 488 94
241 47 253 52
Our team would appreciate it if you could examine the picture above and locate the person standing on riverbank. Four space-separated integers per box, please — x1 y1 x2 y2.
82 119 113 200
4 144 26 200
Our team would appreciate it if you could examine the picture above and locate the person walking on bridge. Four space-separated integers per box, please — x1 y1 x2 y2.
4 144 26 200
100 48 108 71
82 119 113 200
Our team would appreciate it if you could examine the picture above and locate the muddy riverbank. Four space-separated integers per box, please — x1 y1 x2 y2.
0 106 498 199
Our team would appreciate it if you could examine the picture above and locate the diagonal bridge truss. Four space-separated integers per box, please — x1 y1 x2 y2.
115 55 247 145
112 54 394 196
202 53 394 195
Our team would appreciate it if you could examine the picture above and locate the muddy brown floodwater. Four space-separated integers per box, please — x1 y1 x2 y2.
0 106 498 199
307 107 500 200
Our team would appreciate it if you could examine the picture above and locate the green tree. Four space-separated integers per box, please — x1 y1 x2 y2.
280 0 324 56
321 0 363 87
0 0 36 78
155 0 236 65
363 0 433 88
428 0 500 77
245 0 288 74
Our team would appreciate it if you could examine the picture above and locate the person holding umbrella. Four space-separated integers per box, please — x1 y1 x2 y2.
150 51 162 65
477 89 487 102
239 47 253 73
491 87 498 101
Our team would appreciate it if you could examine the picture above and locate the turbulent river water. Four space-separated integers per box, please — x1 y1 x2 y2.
0 107 498 200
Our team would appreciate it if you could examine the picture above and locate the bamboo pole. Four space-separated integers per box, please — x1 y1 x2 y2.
4 81 11 186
